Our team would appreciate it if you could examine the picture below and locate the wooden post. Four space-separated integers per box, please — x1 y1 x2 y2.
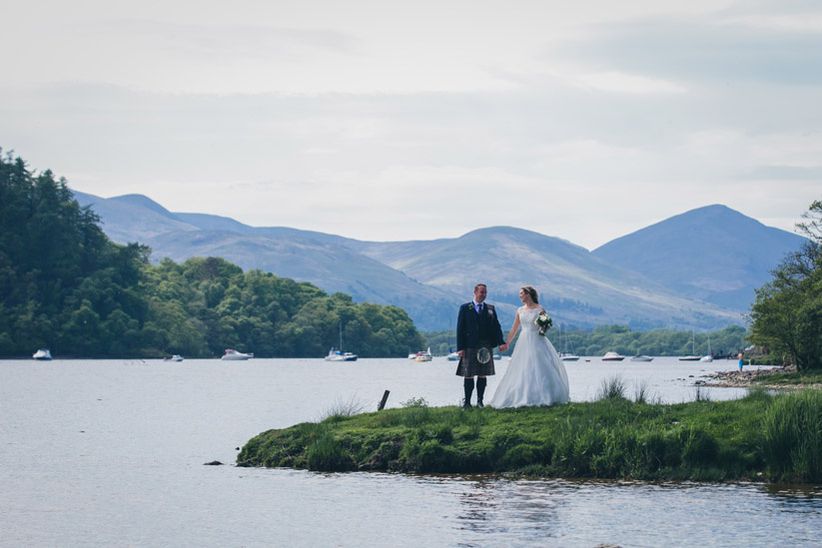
377 389 390 411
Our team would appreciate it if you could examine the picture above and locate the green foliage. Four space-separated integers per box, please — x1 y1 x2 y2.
239 391 821 482
750 201 822 370
763 390 822 482
0 151 424 357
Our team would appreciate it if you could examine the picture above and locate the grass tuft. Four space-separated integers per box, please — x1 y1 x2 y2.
597 375 627 401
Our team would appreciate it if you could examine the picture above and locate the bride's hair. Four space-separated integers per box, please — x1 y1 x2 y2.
521 286 539 304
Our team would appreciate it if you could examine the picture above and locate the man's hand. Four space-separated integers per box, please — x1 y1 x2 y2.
499 344 509 352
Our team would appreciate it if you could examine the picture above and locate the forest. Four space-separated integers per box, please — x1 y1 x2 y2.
0 151 424 358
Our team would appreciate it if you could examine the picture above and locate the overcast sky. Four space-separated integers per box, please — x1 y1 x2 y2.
2 0 820 248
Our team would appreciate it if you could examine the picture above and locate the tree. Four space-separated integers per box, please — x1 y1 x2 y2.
750 201 822 370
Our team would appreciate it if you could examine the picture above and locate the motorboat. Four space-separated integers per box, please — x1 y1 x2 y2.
446 351 460 361
32 348 52 361
413 348 433 362
325 348 358 362
560 353 580 362
164 354 184 362
602 352 625 361
631 355 654 362
221 348 253 360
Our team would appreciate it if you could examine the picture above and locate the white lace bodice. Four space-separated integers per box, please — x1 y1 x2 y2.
518 306 543 333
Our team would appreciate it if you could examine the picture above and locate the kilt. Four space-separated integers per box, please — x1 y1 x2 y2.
455 346 496 377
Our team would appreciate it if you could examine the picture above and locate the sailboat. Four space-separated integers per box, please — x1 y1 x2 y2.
558 324 580 361
679 330 701 361
325 321 358 361
700 336 714 362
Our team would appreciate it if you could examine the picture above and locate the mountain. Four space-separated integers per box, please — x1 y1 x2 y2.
73 191 798 331
73 192 463 331
592 205 808 310
351 226 740 329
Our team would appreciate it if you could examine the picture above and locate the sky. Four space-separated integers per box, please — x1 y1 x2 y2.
1 0 820 249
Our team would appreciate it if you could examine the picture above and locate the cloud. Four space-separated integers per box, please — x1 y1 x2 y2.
552 15 822 86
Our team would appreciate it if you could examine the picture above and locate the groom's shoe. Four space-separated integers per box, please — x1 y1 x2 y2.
476 399 484 408
462 400 472 409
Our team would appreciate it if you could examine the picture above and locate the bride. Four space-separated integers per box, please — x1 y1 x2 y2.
489 286 570 408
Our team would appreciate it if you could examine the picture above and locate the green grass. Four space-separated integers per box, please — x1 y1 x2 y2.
753 371 822 386
237 390 822 483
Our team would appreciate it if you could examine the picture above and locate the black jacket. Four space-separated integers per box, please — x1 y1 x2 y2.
456 302 505 351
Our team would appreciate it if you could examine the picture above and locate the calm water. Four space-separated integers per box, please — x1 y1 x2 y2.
2 357 821 547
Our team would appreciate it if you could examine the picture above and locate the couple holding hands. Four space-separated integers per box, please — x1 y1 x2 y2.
455 283 570 409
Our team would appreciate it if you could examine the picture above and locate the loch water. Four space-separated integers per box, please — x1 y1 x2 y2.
2 357 821 547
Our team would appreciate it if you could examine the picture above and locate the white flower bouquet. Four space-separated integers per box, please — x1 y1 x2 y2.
535 311 553 336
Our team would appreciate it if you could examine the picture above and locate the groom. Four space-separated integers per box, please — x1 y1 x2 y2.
455 283 508 408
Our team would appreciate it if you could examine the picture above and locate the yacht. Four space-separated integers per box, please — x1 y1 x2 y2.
413 348 433 362
602 352 625 362
630 355 654 362
32 348 52 361
164 354 184 362
221 348 253 360
325 348 358 362
557 325 579 361
446 351 460 361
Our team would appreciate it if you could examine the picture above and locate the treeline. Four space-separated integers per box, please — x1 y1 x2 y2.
0 151 424 358
750 200 821 370
424 325 748 357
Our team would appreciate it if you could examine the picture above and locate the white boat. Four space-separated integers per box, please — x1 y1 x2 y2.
446 351 460 361
558 325 579 361
325 321 357 361
602 351 625 361
32 349 52 361
408 353 418 359
221 348 253 360
631 355 654 362
413 348 433 362
700 337 714 362
164 354 184 362
325 348 358 362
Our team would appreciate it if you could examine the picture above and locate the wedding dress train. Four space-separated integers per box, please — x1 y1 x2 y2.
490 306 570 408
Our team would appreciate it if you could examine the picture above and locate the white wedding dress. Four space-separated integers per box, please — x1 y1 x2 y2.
490 306 570 408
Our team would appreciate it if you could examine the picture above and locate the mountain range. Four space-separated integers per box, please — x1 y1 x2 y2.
72 191 807 332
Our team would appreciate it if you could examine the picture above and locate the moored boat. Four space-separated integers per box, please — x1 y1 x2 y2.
325 348 358 362
631 355 654 362
221 348 253 360
446 351 460 361
32 348 52 361
413 348 433 362
164 354 184 362
560 353 580 362
602 351 625 361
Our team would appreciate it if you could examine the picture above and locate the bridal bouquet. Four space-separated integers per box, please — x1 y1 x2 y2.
535 311 553 336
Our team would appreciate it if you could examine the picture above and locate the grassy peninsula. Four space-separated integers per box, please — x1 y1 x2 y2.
238 389 822 484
